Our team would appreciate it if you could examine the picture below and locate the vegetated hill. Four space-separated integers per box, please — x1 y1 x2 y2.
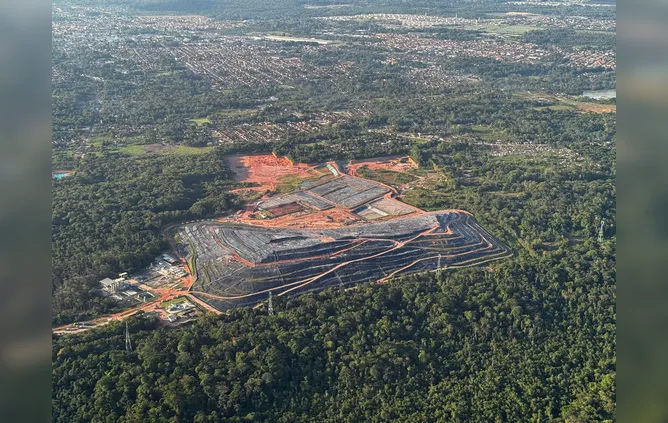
52 245 615 422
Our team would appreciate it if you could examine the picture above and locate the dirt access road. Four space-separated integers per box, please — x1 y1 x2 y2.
52 224 213 336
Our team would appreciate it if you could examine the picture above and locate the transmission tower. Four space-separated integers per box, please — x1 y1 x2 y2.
598 219 605 243
268 291 274 316
125 322 132 352
437 254 442 269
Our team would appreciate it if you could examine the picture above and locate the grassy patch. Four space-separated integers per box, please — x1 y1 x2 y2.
534 105 575 112
463 23 540 36
357 167 417 186
472 124 507 141
234 190 264 203
274 172 325 194
190 118 212 126
402 188 462 211
116 144 146 155
400 172 457 210
111 144 214 156
404 134 431 144
409 168 431 178
161 296 188 308
171 146 214 155
88 135 114 147
472 125 492 132
555 97 616 114
515 92 616 114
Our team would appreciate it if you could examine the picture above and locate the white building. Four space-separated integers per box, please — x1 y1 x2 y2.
100 277 122 293
168 266 187 278
155 261 187 278
166 299 195 314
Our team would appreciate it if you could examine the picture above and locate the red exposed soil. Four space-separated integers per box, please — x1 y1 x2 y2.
574 103 616 114
54 157 487 335
346 155 417 177
227 154 317 192
265 202 305 217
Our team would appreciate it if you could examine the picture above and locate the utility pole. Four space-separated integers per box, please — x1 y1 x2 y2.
125 321 132 352
335 271 344 293
598 219 605 243
268 291 274 316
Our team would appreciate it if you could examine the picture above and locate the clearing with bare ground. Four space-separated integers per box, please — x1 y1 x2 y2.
175 156 510 312
227 154 326 192
54 155 510 332
346 155 418 177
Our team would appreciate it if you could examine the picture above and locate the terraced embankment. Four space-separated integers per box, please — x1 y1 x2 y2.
177 211 511 312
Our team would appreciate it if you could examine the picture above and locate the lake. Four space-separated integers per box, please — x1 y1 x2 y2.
582 89 616 99
53 172 70 179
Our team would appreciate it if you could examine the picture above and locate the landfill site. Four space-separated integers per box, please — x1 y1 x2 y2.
175 160 511 312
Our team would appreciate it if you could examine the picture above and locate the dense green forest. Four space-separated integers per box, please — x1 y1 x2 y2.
53 245 615 422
